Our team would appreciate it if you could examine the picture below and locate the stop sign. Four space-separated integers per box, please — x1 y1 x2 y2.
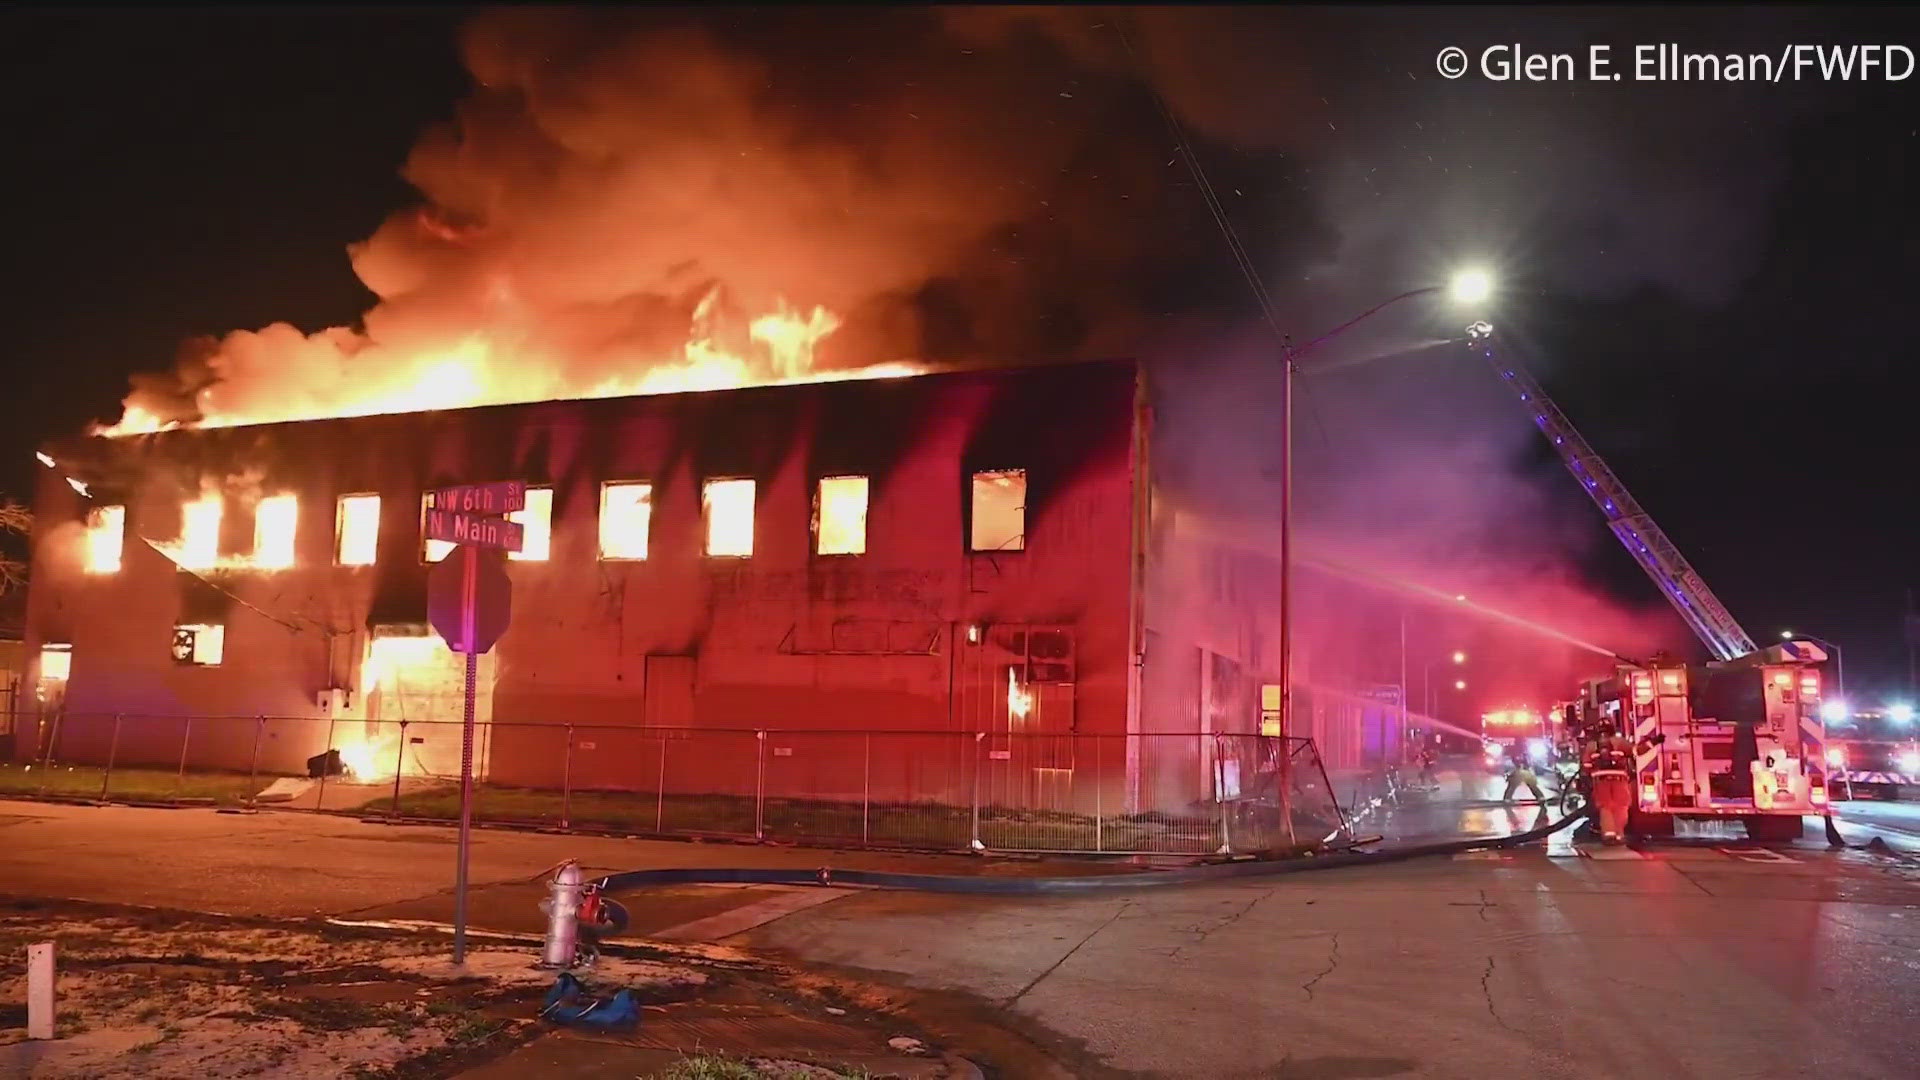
428 545 513 654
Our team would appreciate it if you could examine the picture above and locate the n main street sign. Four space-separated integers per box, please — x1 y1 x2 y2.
432 480 527 516
425 507 524 552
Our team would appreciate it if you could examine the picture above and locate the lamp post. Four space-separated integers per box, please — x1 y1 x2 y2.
1277 269 1493 746
1424 651 1468 719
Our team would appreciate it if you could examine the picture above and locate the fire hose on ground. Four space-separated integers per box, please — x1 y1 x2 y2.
586 803 1596 903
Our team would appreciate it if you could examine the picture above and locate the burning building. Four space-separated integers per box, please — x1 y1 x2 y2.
22 358 1365 816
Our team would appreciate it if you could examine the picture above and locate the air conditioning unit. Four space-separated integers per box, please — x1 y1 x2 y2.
315 687 352 716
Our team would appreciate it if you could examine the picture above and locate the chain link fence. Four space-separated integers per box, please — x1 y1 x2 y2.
2 711 1351 856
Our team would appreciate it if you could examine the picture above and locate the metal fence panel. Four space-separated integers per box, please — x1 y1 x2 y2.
0 710 1361 856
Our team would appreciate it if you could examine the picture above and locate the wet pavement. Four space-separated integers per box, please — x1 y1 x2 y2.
4 786 1917 1078
750 831 1920 1078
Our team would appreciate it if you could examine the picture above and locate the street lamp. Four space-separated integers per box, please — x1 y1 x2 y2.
1276 269 1494 744
1423 650 1469 717
1455 679 1468 691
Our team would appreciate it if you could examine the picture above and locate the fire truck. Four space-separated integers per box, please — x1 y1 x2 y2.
1824 709 1920 800
1563 645 1830 839
1473 323 1830 839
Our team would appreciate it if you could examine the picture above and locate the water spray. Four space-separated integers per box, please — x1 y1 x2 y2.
1297 550 1635 663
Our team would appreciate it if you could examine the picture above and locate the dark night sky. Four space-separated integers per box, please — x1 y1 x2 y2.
1 7 1916 696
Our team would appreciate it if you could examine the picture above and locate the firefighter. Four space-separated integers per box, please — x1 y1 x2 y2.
1502 751 1546 804
1584 727 1634 844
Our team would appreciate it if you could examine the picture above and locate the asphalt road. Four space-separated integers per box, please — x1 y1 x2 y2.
3 796 1915 1079
1830 797 1920 842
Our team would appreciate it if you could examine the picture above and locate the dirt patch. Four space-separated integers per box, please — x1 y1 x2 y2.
0 898 709 1079
0 896 997 1079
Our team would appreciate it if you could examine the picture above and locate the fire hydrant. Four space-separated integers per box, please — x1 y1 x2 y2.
539 861 585 969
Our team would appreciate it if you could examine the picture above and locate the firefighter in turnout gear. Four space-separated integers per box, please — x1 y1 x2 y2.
1584 728 1634 844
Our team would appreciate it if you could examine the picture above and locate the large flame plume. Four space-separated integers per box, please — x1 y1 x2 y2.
100 8 1308 438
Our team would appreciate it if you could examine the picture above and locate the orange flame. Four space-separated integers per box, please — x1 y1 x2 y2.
95 291 917 437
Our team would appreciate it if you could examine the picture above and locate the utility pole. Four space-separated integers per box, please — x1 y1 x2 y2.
1278 338 1296 744
1908 587 1918 697
1398 610 1409 762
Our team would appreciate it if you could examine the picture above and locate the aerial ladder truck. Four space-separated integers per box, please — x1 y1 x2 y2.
1468 322 1830 839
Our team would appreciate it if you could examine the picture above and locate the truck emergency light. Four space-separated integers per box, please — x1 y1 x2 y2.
1799 672 1820 697
1633 673 1653 704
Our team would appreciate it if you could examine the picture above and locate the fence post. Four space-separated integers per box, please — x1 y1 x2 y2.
1215 733 1232 856
655 736 667 833
175 716 194 794
389 721 408 818
560 724 574 831
98 714 123 802
970 732 984 851
313 716 338 811
245 716 265 809
35 709 64 795
753 730 767 841
1286 740 1305 848
1095 735 1105 854
862 732 871 847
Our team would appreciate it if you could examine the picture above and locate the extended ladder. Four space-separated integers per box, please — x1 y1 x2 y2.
1467 322 1757 662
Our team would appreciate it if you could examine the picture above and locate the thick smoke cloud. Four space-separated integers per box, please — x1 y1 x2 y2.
117 5 1818 687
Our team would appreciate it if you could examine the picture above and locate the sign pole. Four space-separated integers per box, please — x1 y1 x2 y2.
454 544 478 965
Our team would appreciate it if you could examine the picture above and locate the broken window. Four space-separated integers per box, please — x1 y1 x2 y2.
506 486 553 562
335 494 380 566
38 643 72 682
85 505 125 574
420 494 452 563
814 475 868 556
970 469 1026 552
599 482 653 560
252 495 298 570
177 497 223 570
703 478 755 557
171 623 225 666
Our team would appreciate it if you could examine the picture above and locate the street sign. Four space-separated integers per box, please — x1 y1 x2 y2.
426 539 515 967
427 545 513 655
424 507 525 552
432 480 527 516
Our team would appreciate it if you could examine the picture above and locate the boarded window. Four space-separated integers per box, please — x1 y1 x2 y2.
970 469 1026 552
252 495 298 569
703 479 755 557
85 505 124 573
506 487 553 562
1260 684 1283 737
335 494 380 566
599 482 652 560
171 623 225 666
814 475 868 555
